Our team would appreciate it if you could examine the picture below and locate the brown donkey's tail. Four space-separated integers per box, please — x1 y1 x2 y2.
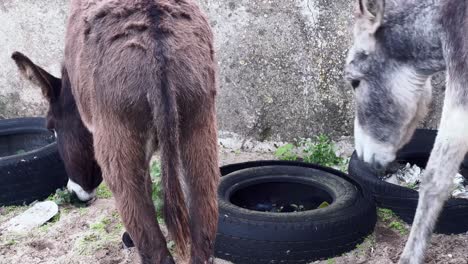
152 61 191 260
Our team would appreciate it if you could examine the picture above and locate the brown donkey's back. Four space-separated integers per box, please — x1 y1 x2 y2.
66 1 219 263
63 0 218 263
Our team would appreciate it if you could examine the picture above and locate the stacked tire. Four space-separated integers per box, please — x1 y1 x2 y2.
348 129 468 234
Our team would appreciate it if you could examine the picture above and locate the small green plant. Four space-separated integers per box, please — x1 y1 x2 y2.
404 182 419 190
48 188 74 205
389 221 408 235
326 258 335 264
275 143 297 161
302 135 343 167
49 213 61 223
96 183 113 199
377 208 396 222
354 234 376 256
275 134 348 171
378 208 408 235
90 217 111 232
5 239 17 246
47 188 87 207
78 207 89 216
318 201 330 209
0 206 22 216
74 214 125 255
83 233 99 243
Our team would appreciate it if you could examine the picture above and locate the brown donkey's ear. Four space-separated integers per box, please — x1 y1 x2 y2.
11 51 61 102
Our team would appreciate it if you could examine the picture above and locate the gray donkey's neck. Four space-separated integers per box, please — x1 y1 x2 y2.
379 0 446 75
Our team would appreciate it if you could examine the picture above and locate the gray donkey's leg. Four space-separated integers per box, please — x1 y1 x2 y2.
399 106 468 263
399 70 468 264
399 3 468 263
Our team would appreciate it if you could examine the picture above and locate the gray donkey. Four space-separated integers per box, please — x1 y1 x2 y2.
345 0 468 263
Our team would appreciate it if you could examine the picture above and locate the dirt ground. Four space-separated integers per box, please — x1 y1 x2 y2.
1 149 467 264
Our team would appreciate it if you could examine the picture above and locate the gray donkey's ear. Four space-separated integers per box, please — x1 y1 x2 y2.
356 0 385 34
11 51 61 102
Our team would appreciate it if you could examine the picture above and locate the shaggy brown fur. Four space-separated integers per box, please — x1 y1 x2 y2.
12 0 219 263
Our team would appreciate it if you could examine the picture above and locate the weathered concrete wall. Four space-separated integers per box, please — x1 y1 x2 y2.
0 0 67 118
0 0 444 141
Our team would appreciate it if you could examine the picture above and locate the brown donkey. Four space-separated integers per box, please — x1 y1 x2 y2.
11 0 219 263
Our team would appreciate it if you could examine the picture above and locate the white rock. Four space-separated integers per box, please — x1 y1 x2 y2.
0 201 58 233
386 175 399 185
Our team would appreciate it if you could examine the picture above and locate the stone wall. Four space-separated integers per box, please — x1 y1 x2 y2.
0 0 444 141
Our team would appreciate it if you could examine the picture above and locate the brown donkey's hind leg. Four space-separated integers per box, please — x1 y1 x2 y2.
93 119 173 264
180 105 220 264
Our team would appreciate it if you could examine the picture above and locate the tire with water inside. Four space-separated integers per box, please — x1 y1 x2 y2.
215 162 377 264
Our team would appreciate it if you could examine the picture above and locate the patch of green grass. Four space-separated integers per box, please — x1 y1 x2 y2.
275 134 348 172
0 231 27 249
110 211 125 230
150 161 164 222
90 216 111 231
0 205 28 224
49 212 61 223
377 208 396 222
115 222 124 231
378 208 409 235
326 258 335 264
47 188 86 207
405 182 419 190
302 135 343 167
111 211 120 219
83 233 100 243
74 214 125 256
353 234 376 257
0 205 22 216
78 207 89 216
96 183 113 199
388 221 408 235
47 188 71 204
39 208 70 232
275 143 298 161
38 222 52 233
318 201 330 209
5 239 17 246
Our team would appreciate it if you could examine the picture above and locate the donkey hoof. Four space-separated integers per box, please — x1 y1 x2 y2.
122 231 135 248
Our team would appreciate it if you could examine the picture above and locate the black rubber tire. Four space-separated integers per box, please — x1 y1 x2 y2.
215 162 377 264
348 129 468 234
0 117 68 206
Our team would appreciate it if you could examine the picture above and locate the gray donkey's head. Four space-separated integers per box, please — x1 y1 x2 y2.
345 0 442 170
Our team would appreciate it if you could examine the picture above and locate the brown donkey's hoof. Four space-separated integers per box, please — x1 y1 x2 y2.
123 232 175 264
122 231 135 248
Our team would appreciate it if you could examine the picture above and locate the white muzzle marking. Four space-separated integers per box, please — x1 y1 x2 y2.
354 119 396 168
67 179 96 202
